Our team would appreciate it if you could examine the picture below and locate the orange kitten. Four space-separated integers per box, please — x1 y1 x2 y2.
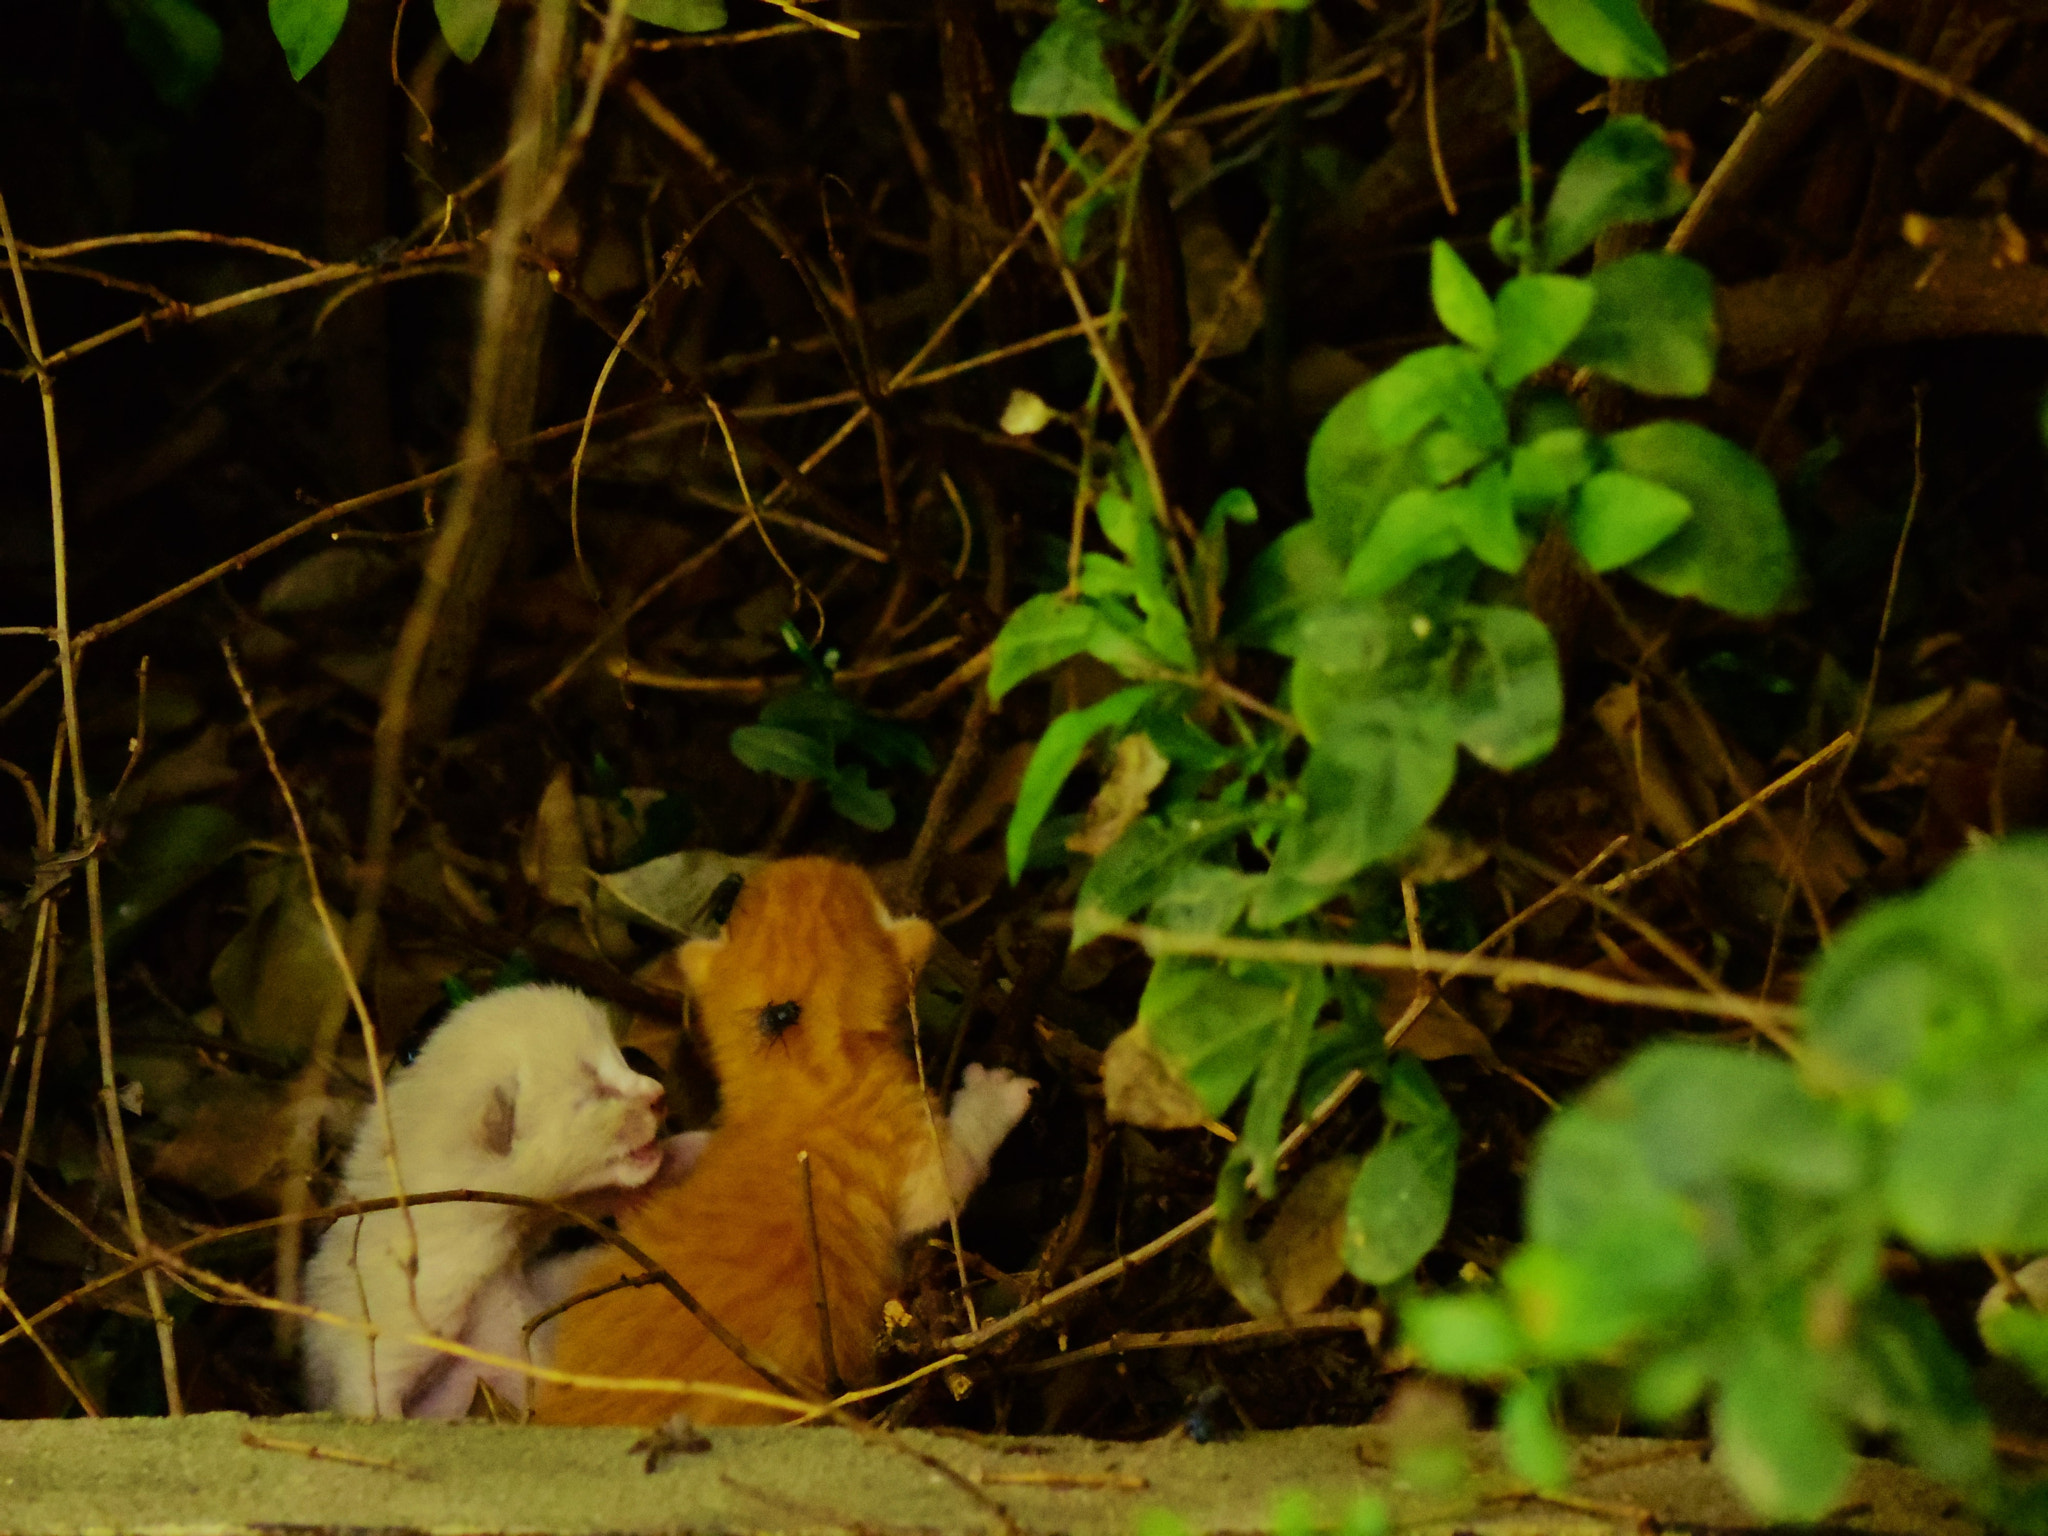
536 858 1032 1425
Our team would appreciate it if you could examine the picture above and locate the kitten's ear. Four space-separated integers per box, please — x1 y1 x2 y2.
885 915 935 978
679 935 724 995
479 1084 516 1158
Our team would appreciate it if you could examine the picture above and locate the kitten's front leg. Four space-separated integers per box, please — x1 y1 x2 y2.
897 1064 1034 1236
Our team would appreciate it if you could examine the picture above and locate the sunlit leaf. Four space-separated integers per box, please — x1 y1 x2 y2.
1430 240 1497 353
1011 0 1139 130
1567 252 1718 397
628 0 726 32
433 0 499 61
1005 685 1156 882
1609 421 1795 616
1529 0 1669 85
1489 275 1594 389
1541 116 1688 268
268 0 349 79
1567 470 1693 570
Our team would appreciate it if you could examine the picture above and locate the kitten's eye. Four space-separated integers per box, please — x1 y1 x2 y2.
621 1046 663 1081
758 1001 801 1041
708 874 745 927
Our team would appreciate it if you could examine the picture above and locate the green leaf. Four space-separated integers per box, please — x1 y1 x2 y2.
1230 521 1347 654
1304 397 1432 559
1446 605 1562 770
100 805 249 962
1141 958 1297 1116
1499 1373 1571 1490
1365 346 1508 452
1342 488 1465 597
1267 727 1457 896
729 725 834 781
1567 253 1718 397
1714 1329 1854 1522
433 0 499 60
1011 0 1139 131
1508 428 1595 513
1149 860 1262 936
1242 968 1327 1196
1567 470 1693 570
1886 1063 2048 1253
110 0 223 107
1983 1300 2048 1395
1529 0 1669 84
628 0 726 31
1402 1292 1524 1375
1610 421 1795 616
1851 1290 1995 1492
989 592 1100 702
1430 240 1497 353
1096 488 1141 558
1343 1055 1458 1282
1802 835 2048 1095
1541 116 1689 269
1006 685 1156 882
825 764 895 830
1074 815 1205 945
269 0 350 79
1443 463 1524 575
1489 275 1595 389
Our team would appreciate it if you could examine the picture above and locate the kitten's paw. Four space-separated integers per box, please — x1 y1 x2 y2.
953 1063 1036 1141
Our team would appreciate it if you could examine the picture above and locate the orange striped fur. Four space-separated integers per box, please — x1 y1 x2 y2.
536 858 942 1425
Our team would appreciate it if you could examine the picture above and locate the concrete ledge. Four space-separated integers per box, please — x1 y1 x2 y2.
0 1414 1983 1536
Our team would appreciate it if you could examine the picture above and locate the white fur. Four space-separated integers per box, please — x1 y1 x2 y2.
303 985 679 1419
897 1063 1035 1236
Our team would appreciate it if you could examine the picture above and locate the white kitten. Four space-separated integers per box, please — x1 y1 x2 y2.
303 984 694 1418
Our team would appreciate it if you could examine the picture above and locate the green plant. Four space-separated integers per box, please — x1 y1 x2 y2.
1405 835 2048 1528
991 8 1792 1322
728 623 933 832
265 0 723 81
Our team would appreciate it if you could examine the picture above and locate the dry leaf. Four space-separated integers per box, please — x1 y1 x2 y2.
1256 1155 1362 1316
1102 1020 1210 1130
1379 976 1500 1067
596 849 762 937
151 1076 298 1201
1180 218 1265 359
1067 733 1170 858
127 723 237 810
521 763 590 913
258 545 399 616
208 859 349 1061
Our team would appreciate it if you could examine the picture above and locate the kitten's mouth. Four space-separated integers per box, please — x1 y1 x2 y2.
622 1141 662 1174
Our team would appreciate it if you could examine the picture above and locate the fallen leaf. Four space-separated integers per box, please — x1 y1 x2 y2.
521 763 591 913
151 1075 299 1202
1067 733 1170 858
126 723 237 810
259 545 400 616
1378 976 1500 1067
1257 1155 1363 1316
209 858 349 1062
1102 1020 1210 1130
1180 217 1265 359
595 849 763 937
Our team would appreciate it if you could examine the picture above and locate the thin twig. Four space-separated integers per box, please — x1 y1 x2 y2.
1012 1309 1376 1373
0 179 184 1413
906 979 977 1334
1091 922 1802 1030
1602 732 1855 895
1 1280 100 1416
221 641 423 1331
1698 0 2048 155
798 1150 844 1396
